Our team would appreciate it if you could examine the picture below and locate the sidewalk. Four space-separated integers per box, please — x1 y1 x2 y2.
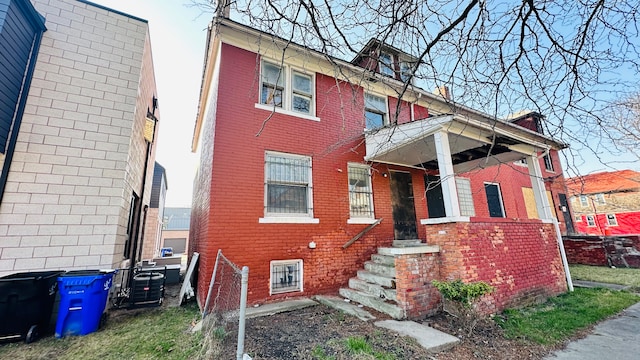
545 286 640 360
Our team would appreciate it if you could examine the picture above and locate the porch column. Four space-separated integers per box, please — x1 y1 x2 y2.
434 131 461 217
527 154 553 220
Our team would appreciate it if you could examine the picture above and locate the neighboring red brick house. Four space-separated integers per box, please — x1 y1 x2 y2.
190 17 572 318
567 170 640 235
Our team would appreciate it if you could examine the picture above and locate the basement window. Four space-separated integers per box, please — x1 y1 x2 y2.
270 260 303 295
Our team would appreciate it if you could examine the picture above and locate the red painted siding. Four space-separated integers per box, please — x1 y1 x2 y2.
573 212 640 235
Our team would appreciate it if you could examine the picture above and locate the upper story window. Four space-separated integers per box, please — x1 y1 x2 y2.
579 195 588 207
261 61 284 107
263 152 315 221
364 93 387 129
399 61 412 83
379 52 394 76
543 154 554 172
259 60 316 119
348 164 374 219
595 193 606 204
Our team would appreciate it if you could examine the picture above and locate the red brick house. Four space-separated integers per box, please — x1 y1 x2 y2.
190 17 572 318
567 170 640 235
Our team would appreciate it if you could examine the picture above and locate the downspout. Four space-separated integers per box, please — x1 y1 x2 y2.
0 28 45 203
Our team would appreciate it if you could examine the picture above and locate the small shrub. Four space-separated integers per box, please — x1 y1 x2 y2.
432 279 494 308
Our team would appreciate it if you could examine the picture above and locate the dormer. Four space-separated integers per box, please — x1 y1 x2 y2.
508 111 545 135
351 39 418 84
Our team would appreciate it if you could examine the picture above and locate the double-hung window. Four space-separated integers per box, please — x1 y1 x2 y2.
348 164 374 220
579 195 588 207
379 52 394 76
606 214 618 226
261 62 284 107
259 60 316 118
364 93 387 129
586 215 596 227
262 152 316 222
399 61 412 83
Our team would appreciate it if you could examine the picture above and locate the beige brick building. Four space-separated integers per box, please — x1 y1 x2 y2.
0 0 159 275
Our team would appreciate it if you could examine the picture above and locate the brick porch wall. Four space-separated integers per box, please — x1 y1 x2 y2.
425 218 568 313
395 253 441 319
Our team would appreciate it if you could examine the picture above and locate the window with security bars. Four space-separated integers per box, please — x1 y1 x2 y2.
456 177 475 216
348 164 374 218
265 152 312 216
270 260 302 294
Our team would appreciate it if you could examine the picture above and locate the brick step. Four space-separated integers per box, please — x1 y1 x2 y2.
364 261 395 278
371 254 395 266
357 270 395 288
348 278 396 301
339 288 404 319
392 239 424 248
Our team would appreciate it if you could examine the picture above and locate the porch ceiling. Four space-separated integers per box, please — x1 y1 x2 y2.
364 114 561 172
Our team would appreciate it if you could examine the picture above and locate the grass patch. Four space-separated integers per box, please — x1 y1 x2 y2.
0 303 202 360
497 287 639 345
343 336 396 360
570 264 640 288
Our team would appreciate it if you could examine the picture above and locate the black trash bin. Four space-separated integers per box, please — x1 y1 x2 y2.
0 271 62 343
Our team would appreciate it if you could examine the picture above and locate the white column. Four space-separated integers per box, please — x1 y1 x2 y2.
527 154 553 220
434 131 461 217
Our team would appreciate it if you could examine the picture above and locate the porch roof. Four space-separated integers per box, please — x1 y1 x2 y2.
364 114 566 173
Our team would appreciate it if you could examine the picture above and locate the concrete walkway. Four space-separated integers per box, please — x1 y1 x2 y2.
545 299 640 360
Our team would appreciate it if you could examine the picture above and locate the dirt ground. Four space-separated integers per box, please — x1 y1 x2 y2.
214 303 567 360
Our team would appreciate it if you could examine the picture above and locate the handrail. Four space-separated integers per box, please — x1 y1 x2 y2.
342 218 383 249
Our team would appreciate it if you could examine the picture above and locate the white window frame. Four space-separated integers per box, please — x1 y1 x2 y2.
580 195 588 207
256 59 319 121
543 154 555 172
399 61 413 83
586 215 596 227
260 151 319 224
606 213 618 226
574 215 582 222
270 259 303 295
379 51 394 76
347 163 376 224
484 182 506 218
595 193 606 205
364 92 388 129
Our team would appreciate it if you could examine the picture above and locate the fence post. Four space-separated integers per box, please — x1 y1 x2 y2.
203 249 222 317
236 266 249 360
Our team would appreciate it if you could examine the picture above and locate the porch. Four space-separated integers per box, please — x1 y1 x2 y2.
339 114 573 319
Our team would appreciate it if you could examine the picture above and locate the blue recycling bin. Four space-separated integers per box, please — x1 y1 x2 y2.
55 270 116 337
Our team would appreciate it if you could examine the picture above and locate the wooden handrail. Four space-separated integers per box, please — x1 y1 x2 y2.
342 218 383 249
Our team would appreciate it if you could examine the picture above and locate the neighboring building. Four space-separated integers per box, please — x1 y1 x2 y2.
190 16 571 318
161 207 190 255
0 0 160 276
567 170 640 235
140 162 167 260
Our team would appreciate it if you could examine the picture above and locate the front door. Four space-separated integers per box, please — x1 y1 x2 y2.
558 193 575 234
390 171 418 239
425 175 446 218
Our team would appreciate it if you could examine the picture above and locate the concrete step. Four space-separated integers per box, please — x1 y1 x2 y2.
349 278 397 301
364 261 396 278
339 288 404 319
357 270 396 288
371 254 395 266
392 239 424 248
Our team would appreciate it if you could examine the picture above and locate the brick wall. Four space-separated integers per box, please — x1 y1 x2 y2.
191 43 434 306
0 0 156 275
426 219 567 313
564 235 640 268
395 253 440 319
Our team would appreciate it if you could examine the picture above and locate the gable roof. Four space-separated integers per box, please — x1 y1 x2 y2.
566 170 640 195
